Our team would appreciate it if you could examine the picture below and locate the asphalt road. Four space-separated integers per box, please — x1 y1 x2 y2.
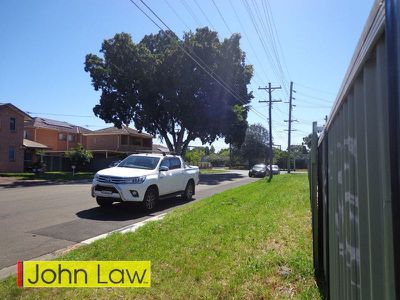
0 170 256 270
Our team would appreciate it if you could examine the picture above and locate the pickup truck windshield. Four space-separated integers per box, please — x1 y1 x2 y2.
118 156 160 170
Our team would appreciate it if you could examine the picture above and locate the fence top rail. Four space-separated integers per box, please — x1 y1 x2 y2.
319 0 385 145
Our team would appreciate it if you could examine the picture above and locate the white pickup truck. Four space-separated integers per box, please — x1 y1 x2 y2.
91 153 200 211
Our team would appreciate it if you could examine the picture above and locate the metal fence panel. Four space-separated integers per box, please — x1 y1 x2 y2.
310 1 397 298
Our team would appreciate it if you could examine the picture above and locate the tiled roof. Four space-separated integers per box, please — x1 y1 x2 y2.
0 103 32 120
85 125 153 138
25 117 92 134
152 144 170 153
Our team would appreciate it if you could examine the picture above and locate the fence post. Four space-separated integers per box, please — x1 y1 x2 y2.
310 122 319 276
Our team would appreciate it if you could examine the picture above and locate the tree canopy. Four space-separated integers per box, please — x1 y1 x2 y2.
65 144 93 171
235 123 270 167
85 28 253 155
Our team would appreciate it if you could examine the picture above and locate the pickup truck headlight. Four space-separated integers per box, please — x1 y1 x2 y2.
131 176 146 184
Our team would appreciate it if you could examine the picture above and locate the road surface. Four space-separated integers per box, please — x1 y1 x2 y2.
0 170 256 270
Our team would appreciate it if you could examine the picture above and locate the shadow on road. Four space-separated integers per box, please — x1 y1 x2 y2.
76 196 196 222
199 173 244 185
0 180 91 189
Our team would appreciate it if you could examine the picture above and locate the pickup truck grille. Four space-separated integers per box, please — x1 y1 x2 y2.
97 175 132 184
94 185 119 193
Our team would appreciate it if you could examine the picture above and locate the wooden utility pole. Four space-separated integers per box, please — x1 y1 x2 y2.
259 83 281 180
285 82 296 173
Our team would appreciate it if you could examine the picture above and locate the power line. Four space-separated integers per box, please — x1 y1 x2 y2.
250 0 288 91
295 98 332 108
228 0 271 83
129 0 269 122
180 0 202 27
163 0 190 29
295 82 336 96
26 111 96 118
210 0 233 34
264 0 291 80
186 0 268 90
192 0 216 29
241 0 289 97
296 91 333 103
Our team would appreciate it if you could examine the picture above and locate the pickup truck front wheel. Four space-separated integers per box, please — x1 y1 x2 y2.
142 187 158 211
183 181 195 201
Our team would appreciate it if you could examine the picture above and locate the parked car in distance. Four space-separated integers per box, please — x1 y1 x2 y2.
108 160 121 168
267 164 281 175
249 164 268 177
92 153 200 211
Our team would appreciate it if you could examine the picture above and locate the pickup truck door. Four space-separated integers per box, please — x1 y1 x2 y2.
169 157 186 191
158 158 175 195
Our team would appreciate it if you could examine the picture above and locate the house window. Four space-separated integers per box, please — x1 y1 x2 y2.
24 130 28 139
10 117 16 131
143 139 152 147
67 134 75 142
129 136 141 146
58 133 66 141
8 146 15 161
121 135 128 145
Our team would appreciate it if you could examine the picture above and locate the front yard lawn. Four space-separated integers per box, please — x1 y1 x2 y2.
0 174 319 299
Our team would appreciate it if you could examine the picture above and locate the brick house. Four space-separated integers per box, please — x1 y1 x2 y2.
84 126 152 152
23 117 92 171
24 118 153 171
83 126 153 170
24 117 91 152
0 103 32 172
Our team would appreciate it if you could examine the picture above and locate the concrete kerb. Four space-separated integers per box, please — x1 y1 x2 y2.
0 212 167 281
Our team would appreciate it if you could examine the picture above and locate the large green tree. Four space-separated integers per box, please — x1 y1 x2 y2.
236 123 270 167
85 28 253 155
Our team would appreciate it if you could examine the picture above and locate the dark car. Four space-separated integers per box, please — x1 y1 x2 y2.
249 164 268 177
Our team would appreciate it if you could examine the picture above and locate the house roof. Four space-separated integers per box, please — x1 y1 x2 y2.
25 117 92 134
84 125 153 138
0 103 32 120
23 139 49 149
152 144 170 153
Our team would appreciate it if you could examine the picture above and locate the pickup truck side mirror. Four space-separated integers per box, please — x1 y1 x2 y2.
159 166 169 172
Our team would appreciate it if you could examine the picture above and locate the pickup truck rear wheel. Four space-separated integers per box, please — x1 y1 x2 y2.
183 181 195 201
142 187 158 211
96 197 113 208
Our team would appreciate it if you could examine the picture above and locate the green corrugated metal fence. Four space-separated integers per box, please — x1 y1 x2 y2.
310 1 399 299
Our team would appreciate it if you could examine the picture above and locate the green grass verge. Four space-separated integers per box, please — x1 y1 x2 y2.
199 169 228 174
0 174 320 299
0 172 94 181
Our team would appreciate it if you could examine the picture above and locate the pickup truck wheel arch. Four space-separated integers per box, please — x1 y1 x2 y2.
183 180 195 201
142 185 159 211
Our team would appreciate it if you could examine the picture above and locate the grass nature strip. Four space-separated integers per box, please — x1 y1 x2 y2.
0 174 320 299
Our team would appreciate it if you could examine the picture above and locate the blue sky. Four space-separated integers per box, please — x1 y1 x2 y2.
0 0 374 151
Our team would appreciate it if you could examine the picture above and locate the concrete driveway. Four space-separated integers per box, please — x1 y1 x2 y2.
0 170 256 271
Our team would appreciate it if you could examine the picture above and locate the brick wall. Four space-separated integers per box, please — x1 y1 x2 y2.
0 106 25 172
26 128 82 151
84 134 152 152
85 135 119 150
